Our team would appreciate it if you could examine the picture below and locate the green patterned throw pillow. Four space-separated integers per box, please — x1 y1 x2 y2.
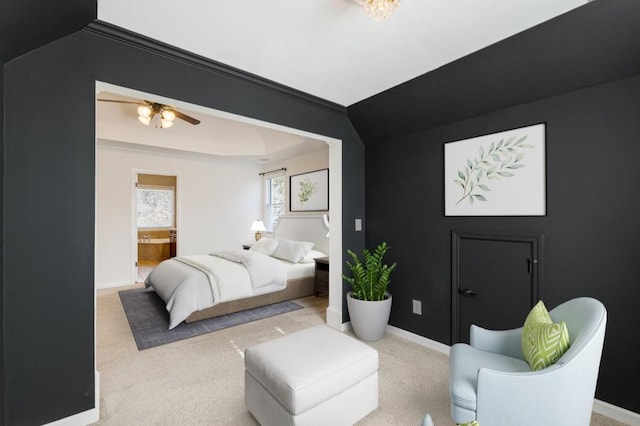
522 300 570 371
458 422 480 426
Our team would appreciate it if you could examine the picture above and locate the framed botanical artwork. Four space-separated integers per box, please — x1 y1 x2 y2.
290 168 329 212
444 123 546 216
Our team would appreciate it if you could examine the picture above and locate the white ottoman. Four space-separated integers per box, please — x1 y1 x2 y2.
244 325 379 426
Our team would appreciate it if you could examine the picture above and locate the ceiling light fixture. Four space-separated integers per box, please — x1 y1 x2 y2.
136 104 176 129
357 0 401 21
160 109 175 129
137 105 152 125
98 98 201 127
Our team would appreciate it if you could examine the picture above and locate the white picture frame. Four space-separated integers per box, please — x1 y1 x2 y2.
444 123 546 216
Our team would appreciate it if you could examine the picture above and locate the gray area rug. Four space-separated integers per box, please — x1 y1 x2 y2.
119 288 303 350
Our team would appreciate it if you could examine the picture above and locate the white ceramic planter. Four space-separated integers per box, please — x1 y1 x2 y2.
347 291 392 341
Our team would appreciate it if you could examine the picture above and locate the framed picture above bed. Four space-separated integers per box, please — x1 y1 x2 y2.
290 168 329 212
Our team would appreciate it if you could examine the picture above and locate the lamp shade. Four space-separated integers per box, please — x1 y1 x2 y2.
250 220 266 232
161 110 176 121
137 105 152 117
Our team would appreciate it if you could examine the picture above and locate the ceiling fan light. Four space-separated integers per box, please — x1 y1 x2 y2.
137 115 151 126
357 0 400 21
161 119 174 129
137 105 152 118
161 110 176 121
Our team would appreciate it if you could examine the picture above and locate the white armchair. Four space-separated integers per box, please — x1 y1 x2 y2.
449 297 607 425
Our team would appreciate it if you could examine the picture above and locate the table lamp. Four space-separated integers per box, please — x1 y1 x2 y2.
250 220 266 241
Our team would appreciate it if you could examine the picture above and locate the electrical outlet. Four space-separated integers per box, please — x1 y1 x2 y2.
355 218 362 231
412 299 422 315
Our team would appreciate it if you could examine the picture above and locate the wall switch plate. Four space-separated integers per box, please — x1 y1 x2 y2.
355 218 362 231
412 299 422 315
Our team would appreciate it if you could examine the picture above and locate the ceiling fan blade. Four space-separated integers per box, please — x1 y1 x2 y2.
172 110 201 125
99 98 200 126
97 99 142 105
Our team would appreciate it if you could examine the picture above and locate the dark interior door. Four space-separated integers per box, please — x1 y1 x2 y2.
452 231 543 343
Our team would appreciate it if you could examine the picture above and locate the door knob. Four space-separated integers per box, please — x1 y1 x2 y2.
459 288 478 298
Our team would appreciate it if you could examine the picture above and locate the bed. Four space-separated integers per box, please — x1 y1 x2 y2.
144 215 329 329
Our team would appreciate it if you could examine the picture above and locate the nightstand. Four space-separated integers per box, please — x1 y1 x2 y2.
314 257 329 296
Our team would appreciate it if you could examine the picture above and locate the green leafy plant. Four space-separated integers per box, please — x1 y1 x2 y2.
343 242 397 301
298 177 318 204
454 134 534 206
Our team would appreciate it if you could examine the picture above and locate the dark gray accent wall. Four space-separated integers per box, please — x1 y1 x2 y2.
354 2 640 414
363 74 640 412
349 0 640 145
3 26 364 425
0 60 5 422
0 0 95 61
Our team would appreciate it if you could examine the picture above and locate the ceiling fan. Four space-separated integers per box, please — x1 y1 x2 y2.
97 98 201 128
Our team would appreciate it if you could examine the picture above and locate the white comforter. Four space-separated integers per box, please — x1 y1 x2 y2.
145 250 287 329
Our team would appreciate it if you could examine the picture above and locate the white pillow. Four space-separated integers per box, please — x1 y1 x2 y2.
299 250 328 264
271 239 314 263
249 237 279 256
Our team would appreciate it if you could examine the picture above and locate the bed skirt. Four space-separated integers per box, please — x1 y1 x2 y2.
184 276 315 323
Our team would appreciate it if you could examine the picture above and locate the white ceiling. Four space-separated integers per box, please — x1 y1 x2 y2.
96 83 329 163
97 0 589 106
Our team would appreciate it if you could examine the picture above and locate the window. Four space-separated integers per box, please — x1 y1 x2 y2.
264 174 285 231
137 185 175 228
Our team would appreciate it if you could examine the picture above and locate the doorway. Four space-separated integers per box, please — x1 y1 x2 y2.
95 81 345 426
135 173 178 282
451 230 544 343
96 81 343 326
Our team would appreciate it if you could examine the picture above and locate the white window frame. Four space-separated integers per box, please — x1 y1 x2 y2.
263 171 285 232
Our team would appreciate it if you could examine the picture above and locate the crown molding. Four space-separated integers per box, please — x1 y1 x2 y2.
84 20 346 113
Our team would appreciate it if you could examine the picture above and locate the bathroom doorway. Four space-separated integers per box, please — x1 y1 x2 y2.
135 173 178 282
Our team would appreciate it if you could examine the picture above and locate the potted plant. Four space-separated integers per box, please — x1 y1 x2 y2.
343 242 397 341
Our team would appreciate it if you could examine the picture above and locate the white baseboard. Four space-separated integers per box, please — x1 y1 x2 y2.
340 320 352 332
43 371 100 426
385 325 640 425
43 407 99 426
593 398 640 425
385 324 451 355
326 306 342 330
343 323 450 354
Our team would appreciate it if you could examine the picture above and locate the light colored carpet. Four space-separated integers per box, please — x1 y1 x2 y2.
96 285 626 425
